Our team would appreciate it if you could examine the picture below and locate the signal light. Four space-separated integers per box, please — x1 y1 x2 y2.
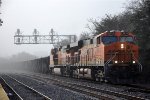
121 44 124 49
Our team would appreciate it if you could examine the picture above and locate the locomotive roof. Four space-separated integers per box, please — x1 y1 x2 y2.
70 42 78 48
94 30 135 38
58 30 135 49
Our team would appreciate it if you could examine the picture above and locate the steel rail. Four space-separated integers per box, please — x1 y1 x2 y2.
14 73 118 100
0 76 23 100
20 73 146 100
2 74 52 100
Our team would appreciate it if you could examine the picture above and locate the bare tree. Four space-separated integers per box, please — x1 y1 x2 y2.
54 35 77 47
0 0 2 26
79 32 91 40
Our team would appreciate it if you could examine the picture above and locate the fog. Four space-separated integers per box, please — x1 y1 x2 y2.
0 52 37 73
0 0 128 58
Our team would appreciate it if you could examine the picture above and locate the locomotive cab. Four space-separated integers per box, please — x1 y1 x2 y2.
100 31 142 83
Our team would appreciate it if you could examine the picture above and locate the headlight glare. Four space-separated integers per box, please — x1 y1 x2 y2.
115 61 118 63
121 44 124 49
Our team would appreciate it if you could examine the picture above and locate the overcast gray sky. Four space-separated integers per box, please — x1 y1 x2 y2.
0 0 129 58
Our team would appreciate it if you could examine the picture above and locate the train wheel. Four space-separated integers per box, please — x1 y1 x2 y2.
60 67 64 76
73 70 78 78
95 77 100 81
49 67 54 74
95 70 104 82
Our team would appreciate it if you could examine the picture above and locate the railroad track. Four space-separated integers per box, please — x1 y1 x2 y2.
1 74 51 100
15 73 147 100
122 84 150 93
49 73 150 95
0 76 22 100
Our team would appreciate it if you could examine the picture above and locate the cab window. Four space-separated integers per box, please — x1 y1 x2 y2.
102 36 118 44
120 36 134 42
97 36 101 44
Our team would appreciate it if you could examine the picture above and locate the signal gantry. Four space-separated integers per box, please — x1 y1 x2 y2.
14 29 77 47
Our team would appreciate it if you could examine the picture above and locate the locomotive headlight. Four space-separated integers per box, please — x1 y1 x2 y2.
133 61 135 64
121 44 124 49
115 61 118 63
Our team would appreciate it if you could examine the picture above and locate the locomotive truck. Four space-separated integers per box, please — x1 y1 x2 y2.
49 30 142 83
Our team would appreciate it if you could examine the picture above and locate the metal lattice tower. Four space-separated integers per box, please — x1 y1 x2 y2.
14 29 77 46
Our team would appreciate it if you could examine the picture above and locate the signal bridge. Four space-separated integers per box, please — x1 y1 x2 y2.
14 29 76 46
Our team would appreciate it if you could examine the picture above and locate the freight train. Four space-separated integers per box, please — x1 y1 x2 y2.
49 30 142 83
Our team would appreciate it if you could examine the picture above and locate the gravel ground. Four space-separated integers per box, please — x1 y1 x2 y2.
24 72 150 99
8 74 99 100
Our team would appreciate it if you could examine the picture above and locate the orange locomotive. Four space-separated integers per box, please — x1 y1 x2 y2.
49 30 142 83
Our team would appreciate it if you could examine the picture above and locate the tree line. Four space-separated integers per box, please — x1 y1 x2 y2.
0 0 2 26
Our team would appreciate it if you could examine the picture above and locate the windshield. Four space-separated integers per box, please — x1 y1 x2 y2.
102 36 118 44
120 36 134 42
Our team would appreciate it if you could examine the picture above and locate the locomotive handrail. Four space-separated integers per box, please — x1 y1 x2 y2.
128 44 143 72
104 52 118 75
104 52 118 66
132 52 143 72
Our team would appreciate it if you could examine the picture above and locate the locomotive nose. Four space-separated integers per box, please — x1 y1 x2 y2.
112 42 133 64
